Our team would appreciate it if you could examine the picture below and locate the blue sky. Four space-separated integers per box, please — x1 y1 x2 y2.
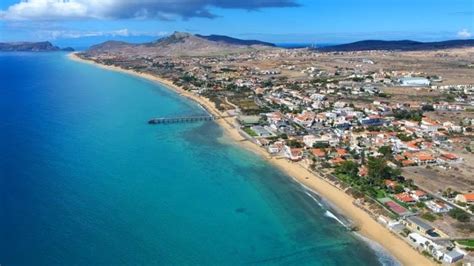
0 0 473 45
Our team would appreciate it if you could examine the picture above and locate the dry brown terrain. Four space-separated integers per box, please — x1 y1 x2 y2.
402 157 474 194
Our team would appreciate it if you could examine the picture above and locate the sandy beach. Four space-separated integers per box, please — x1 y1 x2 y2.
69 52 434 266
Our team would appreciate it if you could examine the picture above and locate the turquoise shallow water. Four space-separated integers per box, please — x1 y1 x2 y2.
1 52 397 265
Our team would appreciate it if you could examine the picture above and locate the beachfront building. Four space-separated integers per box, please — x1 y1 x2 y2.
284 146 303 161
408 233 442 258
268 141 284 155
404 216 435 236
250 126 273 137
442 249 465 264
407 233 464 263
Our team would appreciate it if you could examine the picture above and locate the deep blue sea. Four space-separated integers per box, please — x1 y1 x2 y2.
0 52 398 265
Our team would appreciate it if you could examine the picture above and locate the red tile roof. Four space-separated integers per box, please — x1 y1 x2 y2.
395 192 415 203
413 190 427 197
442 153 458 160
312 148 326 157
384 180 397 188
330 157 345 165
464 193 474 201
336 148 348 156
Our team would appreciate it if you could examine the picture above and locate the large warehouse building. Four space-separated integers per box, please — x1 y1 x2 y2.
398 77 431 86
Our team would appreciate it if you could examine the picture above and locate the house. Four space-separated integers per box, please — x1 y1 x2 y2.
425 200 452 213
411 190 428 201
293 111 315 127
360 115 385 127
404 216 435 236
455 193 474 204
442 249 465 264
401 159 416 167
303 135 317 147
256 138 270 147
407 233 444 260
420 118 440 133
439 153 462 164
395 192 416 203
311 148 326 158
284 146 303 161
408 233 463 262
384 180 398 190
329 157 345 165
268 141 284 154
266 112 284 124
412 152 436 165
335 148 348 158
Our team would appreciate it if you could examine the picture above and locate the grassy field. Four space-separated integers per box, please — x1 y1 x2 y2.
457 239 474 248
243 127 257 137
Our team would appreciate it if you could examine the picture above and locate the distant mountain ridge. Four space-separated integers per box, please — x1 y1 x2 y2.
86 32 276 57
195 34 275 47
317 39 474 52
0 41 74 52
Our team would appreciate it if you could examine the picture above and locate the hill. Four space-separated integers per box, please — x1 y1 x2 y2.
316 39 474 52
0 41 74 52
85 32 275 57
195 34 275 47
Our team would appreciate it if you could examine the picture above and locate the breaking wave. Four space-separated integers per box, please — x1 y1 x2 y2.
356 234 401 266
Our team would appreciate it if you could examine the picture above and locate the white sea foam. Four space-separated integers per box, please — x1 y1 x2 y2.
300 184 351 228
297 174 399 265
356 233 401 266
304 190 324 207
324 210 347 227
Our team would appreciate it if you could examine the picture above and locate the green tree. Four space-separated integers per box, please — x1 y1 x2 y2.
397 133 414 142
313 142 330 148
394 185 405 194
286 139 302 148
378 146 393 159
367 157 400 185
448 208 470 222
422 105 435 112
335 161 359 179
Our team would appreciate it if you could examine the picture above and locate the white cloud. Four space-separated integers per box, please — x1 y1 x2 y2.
34 28 169 39
0 0 298 21
457 29 472 39
1 0 90 20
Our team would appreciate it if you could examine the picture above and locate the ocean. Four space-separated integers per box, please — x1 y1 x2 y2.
0 52 398 265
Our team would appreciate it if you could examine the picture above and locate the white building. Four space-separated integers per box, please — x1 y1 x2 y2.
425 200 452 213
399 77 431 87
443 249 465 264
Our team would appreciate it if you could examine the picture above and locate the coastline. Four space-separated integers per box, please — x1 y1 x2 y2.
68 52 434 266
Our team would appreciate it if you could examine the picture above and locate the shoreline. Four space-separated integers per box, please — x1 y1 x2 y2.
68 52 434 266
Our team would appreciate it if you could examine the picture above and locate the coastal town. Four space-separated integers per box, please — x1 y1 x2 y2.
77 33 474 265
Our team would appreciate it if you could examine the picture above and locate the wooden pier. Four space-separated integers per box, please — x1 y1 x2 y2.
148 115 214 124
